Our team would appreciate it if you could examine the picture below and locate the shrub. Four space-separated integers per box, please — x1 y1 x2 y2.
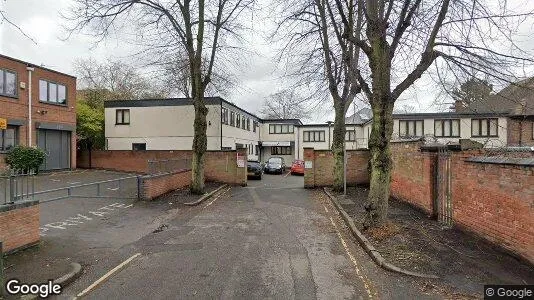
5 146 46 173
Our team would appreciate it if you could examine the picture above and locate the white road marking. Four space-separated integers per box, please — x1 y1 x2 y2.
68 181 81 185
323 203 375 299
76 253 142 298
107 187 119 191
51 179 61 182
40 204 133 236
284 171 291 178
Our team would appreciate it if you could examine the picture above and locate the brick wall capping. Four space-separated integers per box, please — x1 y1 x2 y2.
466 156 534 167
142 169 191 179
0 200 39 213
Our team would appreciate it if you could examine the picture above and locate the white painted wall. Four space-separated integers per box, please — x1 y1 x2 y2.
105 104 221 150
221 104 261 161
392 117 507 147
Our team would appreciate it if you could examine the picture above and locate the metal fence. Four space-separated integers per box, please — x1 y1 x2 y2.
147 158 192 175
0 171 139 204
0 170 36 204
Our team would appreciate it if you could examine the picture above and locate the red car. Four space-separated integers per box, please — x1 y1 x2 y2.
290 160 305 175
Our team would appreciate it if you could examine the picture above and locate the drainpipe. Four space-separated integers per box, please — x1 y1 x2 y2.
26 66 35 147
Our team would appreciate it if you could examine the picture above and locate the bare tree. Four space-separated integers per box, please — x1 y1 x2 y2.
160 54 236 98
68 0 254 194
0 5 37 44
273 0 364 191
331 0 534 227
74 58 168 108
260 89 311 120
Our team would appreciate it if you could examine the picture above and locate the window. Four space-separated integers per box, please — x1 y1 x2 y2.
253 121 257 132
255 145 259 155
472 118 498 137
399 120 424 137
132 143 146 151
116 109 130 125
269 124 294 134
271 146 292 155
39 80 67 104
236 114 241 128
0 69 17 97
434 119 460 137
246 118 250 131
0 126 18 152
303 130 325 142
230 111 235 126
242 117 246 130
221 108 229 124
345 130 356 141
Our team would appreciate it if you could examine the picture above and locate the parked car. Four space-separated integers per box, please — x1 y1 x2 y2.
290 160 305 175
264 157 286 174
247 161 263 179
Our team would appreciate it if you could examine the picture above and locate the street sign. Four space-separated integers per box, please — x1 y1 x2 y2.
304 161 313 169
236 152 245 168
0 118 6 130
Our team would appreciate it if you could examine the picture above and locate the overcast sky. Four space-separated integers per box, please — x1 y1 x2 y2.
1 0 533 123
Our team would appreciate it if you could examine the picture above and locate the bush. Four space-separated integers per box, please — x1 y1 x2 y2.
5 146 46 173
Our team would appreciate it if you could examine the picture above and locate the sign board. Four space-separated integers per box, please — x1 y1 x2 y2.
304 161 313 169
236 152 245 168
0 118 6 130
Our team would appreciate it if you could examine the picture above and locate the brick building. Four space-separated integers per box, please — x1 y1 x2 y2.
0 54 77 171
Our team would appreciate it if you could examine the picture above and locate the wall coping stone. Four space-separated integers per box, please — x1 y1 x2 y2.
466 156 534 167
0 200 39 213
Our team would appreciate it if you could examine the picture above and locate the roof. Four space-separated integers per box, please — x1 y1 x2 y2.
345 107 372 124
392 112 505 119
0 53 76 79
456 77 534 116
104 97 262 120
262 119 303 125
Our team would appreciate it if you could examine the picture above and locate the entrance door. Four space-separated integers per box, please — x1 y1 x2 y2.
38 129 71 170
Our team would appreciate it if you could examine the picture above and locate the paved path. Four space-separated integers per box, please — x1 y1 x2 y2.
67 174 438 299
7 173 443 299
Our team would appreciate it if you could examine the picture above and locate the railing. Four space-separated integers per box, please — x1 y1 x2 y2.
0 170 36 205
34 175 140 203
147 158 192 175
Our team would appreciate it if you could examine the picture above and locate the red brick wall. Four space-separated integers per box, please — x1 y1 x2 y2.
0 202 40 253
303 148 370 187
77 149 247 185
389 141 534 263
0 55 77 170
507 118 534 147
77 150 192 173
141 170 192 200
451 154 534 263
390 141 436 213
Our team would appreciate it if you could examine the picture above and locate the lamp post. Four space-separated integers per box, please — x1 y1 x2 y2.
326 121 333 149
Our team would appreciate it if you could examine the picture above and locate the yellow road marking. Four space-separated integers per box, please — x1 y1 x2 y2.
323 204 375 299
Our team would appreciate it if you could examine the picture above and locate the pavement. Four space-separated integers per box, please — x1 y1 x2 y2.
5 171 454 299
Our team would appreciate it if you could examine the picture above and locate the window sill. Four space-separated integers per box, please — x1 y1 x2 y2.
115 123 130 125
0 93 19 100
471 135 499 138
39 101 68 107
435 136 461 138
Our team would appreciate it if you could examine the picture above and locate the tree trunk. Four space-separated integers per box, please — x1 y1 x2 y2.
364 100 394 228
364 18 394 228
190 63 208 194
332 101 346 192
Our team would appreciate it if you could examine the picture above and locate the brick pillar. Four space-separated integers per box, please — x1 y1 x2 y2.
304 147 315 188
236 147 248 186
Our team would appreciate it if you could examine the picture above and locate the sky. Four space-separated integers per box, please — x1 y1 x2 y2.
1 0 533 123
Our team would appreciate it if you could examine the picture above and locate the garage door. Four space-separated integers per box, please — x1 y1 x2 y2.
38 129 71 170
